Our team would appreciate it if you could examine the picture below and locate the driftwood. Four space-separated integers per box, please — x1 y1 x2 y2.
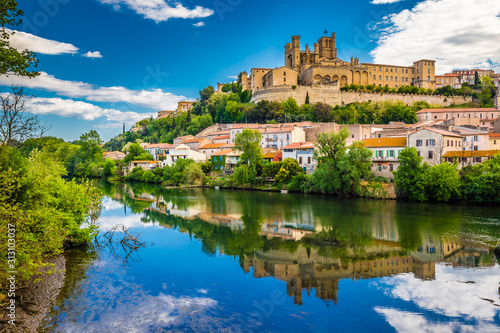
94 224 147 266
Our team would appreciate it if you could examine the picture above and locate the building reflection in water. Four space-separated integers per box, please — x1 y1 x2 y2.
116 184 497 306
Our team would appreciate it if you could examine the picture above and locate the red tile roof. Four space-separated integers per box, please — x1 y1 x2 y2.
212 149 233 156
282 142 315 149
199 143 224 149
361 137 407 148
213 135 230 140
444 150 500 158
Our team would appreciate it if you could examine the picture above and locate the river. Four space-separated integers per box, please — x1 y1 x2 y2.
37 182 500 332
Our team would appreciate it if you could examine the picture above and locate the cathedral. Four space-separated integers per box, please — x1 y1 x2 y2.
241 33 436 92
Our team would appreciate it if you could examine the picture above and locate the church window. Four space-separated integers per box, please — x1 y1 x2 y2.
373 75 376 80
379 67 381 71
379 75 382 80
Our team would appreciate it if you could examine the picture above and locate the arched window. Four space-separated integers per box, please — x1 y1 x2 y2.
389 164 394 172
377 164 382 171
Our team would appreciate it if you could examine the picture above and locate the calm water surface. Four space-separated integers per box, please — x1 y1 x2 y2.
39 182 500 332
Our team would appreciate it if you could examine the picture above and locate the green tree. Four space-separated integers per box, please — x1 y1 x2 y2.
233 164 249 186
426 162 461 201
102 158 117 178
305 91 310 105
275 158 302 183
123 143 153 163
234 129 263 169
394 147 429 201
0 0 39 77
184 163 205 185
314 127 349 165
474 71 481 87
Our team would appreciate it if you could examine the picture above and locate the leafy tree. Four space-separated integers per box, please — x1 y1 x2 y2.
426 162 461 201
199 86 215 103
262 161 283 178
233 164 249 186
394 147 429 201
305 92 310 105
462 153 500 203
0 0 38 77
474 71 481 87
275 158 302 183
184 163 205 185
123 143 153 163
313 102 334 122
102 158 117 178
234 129 263 169
315 127 349 165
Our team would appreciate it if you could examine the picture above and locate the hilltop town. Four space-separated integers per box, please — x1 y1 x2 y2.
104 33 500 184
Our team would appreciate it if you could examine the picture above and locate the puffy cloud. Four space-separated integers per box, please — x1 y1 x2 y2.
25 96 155 124
99 0 214 22
377 264 500 320
83 51 103 58
371 0 500 73
193 22 205 27
6 29 78 55
374 308 500 333
0 72 186 110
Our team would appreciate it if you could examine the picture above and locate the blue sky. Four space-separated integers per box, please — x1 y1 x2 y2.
2 0 500 141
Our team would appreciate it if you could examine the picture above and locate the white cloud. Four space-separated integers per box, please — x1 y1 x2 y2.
24 97 155 124
7 29 78 55
227 75 238 79
193 22 205 27
0 72 186 110
83 51 103 58
377 264 500 320
374 308 500 333
371 0 500 74
99 0 214 22
372 0 405 4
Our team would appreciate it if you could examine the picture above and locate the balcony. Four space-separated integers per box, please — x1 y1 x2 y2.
372 156 398 162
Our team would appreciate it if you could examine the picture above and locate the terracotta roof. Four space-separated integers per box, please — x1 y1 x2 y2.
415 127 463 138
184 138 202 143
212 148 233 156
416 108 498 114
361 137 407 148
131 160 157 164
443 150 500 158
213 135 230 140
144 143 173 149
221 143 235 148
263 150 282 159
489 133 500 137
282 142 315 149
199 143 224 149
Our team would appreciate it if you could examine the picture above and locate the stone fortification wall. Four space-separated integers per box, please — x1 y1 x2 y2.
251 85 341 106
341 91 471 106
251 85 472 107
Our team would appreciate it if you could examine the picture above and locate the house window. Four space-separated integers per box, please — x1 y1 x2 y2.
389 164 394 172
429 139 435 146
428 151 433 159
417 151 421 157
475 157 481 163
389 150 394 158
377 164 382 171
308 157 311 164
447 140 449 146
416 140 423 146
299 157 303 164
474 146 478 151
373 75 376 80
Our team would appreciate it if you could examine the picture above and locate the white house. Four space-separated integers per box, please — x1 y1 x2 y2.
282 142 316 174
160 144 207 167
361 137 407 179
143 143 172 161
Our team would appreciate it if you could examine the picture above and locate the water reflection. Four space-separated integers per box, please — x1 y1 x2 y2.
41 182 500 332
102 182 500 307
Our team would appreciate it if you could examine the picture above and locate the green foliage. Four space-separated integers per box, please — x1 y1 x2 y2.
311 137 372 195
0 1 39 77
275 158 302 183
234 129 263 169
262 161 283 178
233 164 249 186
123 143 153 163
362 182 389 199
394 147 429 201
315 127 349 165
163 158 195 186
426 162 461 201
0 146 101 284
462 153 500 203
101 158 117 178
184 163 205 185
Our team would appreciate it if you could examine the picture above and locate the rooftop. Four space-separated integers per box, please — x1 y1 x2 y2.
361 137 407 148
212 148 233 156
444 150 500 158
283 142 315 150
199 143 225 149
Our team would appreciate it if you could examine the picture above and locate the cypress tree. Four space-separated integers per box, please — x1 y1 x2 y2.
474 71 481 87
305 91 310 105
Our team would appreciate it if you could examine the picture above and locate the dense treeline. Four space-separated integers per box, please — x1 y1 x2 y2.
0 145 101 294
394 147 500 203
